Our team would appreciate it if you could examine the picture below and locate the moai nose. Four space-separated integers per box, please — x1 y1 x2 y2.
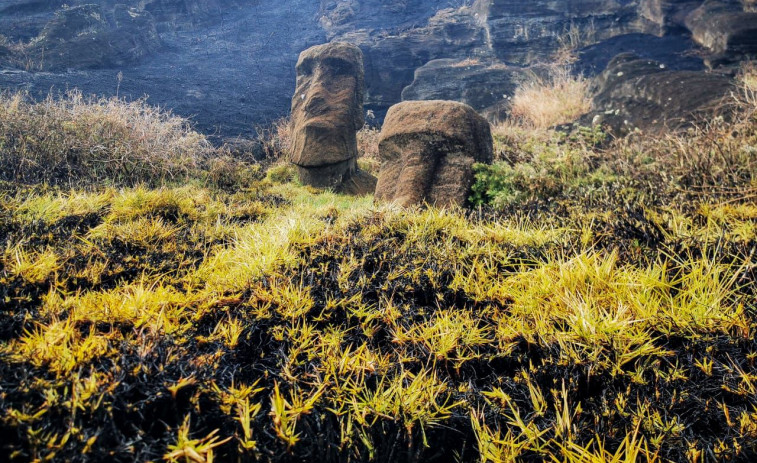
312 63 324 82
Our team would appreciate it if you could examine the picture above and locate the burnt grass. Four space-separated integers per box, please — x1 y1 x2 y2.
0 181 756 462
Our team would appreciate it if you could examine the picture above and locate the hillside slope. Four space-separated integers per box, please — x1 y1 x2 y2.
1 0 755 137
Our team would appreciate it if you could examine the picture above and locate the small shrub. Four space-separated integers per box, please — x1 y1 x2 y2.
509 65 591 129
475 101 757 210
470 131 609 208
204 154 263 191
256 117 293 162
738 61 757 109
0 91 213 186
265 163 297 184
357 125 381 175
616 115 757 194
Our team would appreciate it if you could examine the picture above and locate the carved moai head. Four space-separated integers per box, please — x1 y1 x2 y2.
290 42 365 170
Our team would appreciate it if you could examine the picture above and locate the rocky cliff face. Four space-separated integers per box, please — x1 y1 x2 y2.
0 0 325 137
0 0 754 138
581 53 735 133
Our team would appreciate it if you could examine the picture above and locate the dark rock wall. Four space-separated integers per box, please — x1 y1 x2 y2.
581 53 735 133
0 0 754 138
0 0 325 138
475 0 644 64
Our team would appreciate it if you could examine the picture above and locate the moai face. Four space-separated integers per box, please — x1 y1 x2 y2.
290 42 365 168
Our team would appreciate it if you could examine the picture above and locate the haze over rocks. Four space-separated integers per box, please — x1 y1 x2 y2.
1 0 755 138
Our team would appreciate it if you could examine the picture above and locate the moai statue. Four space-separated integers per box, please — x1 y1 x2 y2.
375 100 493 208
290 42 376 195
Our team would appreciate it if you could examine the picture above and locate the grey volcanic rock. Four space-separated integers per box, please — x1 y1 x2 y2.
0 0 325 138
474 0 646 65
375 100 493 208
639 0 702 34
584 53 734 134
142 0 247 29
0 0 66 41
402 59 549 119
354 6 489 111
341 0 713 116
290 42 376 194
574 33 705 75
319 0 438 38
29 5 161 71
685 1 757 64
0 0 754 139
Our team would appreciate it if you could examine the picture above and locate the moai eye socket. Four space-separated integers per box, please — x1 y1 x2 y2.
323 57 353 76
297 58 315 77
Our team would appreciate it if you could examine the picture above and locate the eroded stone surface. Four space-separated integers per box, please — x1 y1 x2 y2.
582 53 734 134
376 100 493 208
25 4 160 71
401 59 551 120
685 1 757 64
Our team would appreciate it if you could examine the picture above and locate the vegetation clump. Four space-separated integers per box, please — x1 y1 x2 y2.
472 63 757 210
0 91 215 187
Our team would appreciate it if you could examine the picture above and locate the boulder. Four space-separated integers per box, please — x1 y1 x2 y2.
375 100 493 208
582 53 735 134
685 1 757 64
290 42 377 194
401 59 550 120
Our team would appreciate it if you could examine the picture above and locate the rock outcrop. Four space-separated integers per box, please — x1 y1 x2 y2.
142 0 246 30
402 59 551 119
375 100 493 208
583 53 735 134
638 0 702 34
325 0 726 120
1 0 755 138
685 1 757 65
319 0 438 38
0 0 66 42
10 4 161 71
350 7 488 112
474 0 645 65
290 42 376 195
